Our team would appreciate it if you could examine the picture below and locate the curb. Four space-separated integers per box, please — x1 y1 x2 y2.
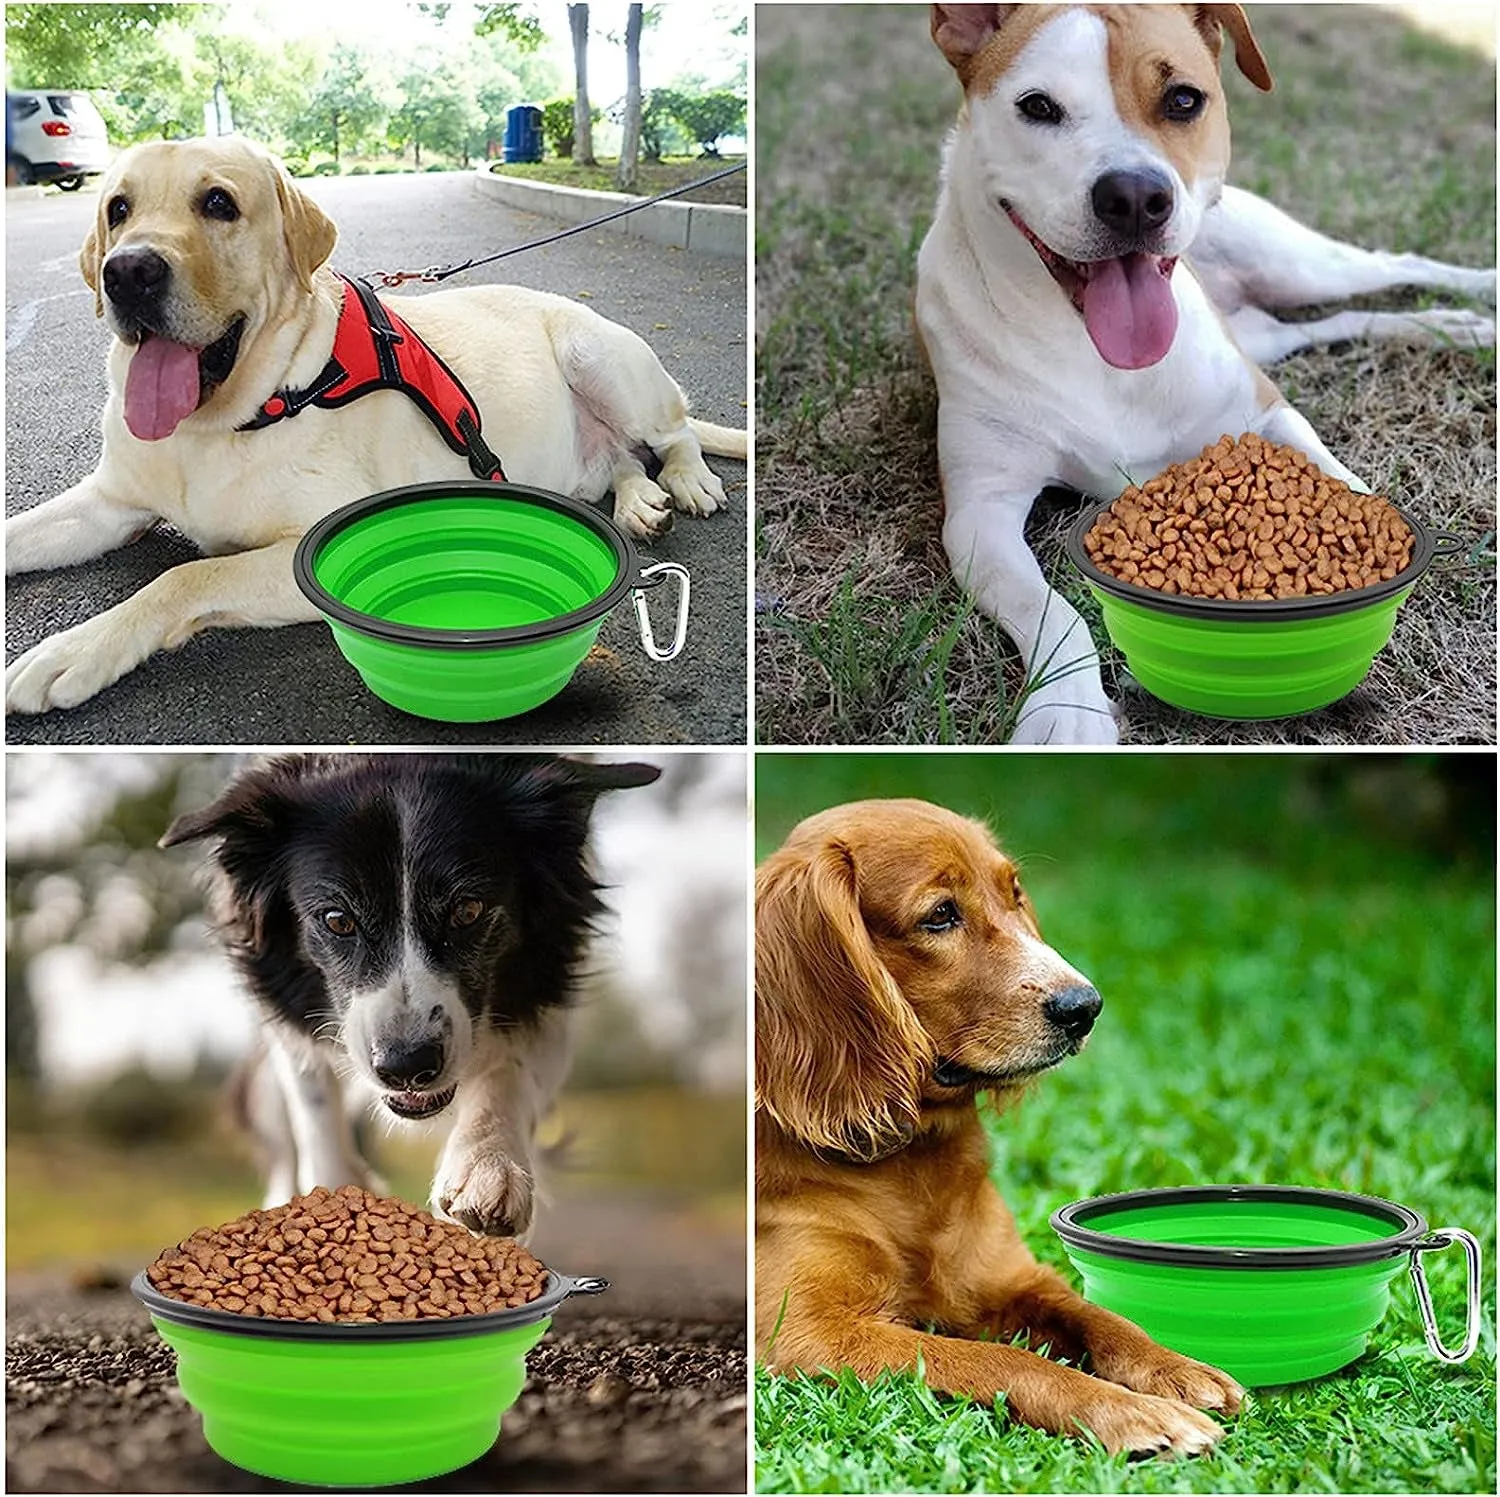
472 167 745 260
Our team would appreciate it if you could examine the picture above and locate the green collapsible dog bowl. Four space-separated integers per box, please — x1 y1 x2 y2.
294 481 690 723
1065 502 1462 719
1051 1186 1481 1387
132 1268 607 1486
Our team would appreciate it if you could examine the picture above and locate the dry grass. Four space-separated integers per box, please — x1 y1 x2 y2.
754 4 1496 745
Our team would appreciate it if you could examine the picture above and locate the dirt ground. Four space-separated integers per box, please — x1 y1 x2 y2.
6 1194 747 1494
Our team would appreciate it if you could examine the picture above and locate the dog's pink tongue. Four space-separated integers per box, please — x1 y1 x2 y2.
123 337 201 441
1082 254 1178 370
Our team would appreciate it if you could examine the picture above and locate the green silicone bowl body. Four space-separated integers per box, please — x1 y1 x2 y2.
1051 1186 1426 1386
294 482 638 723
133 1269 602 1486
1065 501 1452 720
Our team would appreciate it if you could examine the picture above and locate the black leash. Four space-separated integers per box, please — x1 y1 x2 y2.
370 159 747 288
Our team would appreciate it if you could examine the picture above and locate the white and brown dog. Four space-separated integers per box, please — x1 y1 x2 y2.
917 4 1494 745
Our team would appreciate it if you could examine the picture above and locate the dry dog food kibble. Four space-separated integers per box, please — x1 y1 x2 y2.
147 1186 547 1322
1083 433 1415 601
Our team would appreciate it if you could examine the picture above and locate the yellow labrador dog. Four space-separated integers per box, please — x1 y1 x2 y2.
5 136 746 714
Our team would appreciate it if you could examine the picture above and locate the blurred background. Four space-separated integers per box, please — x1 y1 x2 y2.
7 750 747 1315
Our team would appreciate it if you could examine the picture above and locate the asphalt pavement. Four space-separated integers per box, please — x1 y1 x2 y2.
4 173 748 746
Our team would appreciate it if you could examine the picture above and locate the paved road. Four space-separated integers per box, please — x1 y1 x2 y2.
7 1189 747 1493
5 173 748 746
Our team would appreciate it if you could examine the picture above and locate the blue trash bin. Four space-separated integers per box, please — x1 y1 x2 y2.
504 104 543 163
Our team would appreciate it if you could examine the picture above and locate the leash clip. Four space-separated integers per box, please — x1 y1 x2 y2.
371 266 443 289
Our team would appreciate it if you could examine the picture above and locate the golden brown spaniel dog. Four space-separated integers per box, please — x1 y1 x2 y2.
755 799 1243 1457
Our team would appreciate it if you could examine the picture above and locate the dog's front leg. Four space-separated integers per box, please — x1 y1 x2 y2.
5 536 320 714
939 424 1118 745
432 1012 571 1238
982 1261 1244 1419
6 475 158 575
264 1029 377 1199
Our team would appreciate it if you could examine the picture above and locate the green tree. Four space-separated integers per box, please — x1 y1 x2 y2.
295 44 386 164
5 3 186 88
472 2 545 52
389 62 478 168
191 27 318 149
661 87 744 157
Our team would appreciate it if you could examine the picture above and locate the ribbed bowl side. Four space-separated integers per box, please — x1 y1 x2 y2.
1065 1251 1405 1386
155 1316 548 1486
1093 590 1407 719
330 622 602 722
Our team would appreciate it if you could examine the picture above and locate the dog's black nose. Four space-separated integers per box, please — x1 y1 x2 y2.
372 1042 445 1089
1044 984 1103 1041
102 246 171 312
1091 169 1174 240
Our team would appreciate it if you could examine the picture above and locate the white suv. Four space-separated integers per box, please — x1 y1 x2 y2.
7 91 111 190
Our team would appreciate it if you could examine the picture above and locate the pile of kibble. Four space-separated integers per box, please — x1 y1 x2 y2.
1083 434 1415 602
146 1186 547 1322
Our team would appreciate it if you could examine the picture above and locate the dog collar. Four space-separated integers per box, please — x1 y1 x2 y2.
237 274 506 482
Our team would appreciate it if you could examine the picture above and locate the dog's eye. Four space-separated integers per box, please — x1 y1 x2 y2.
1017 91 1066 126
106 195 129 229
1163 84 1206 122
201 186 240 222
920 899 962 933
322 908 357 936
450 898 484 928
1011 876 1026 905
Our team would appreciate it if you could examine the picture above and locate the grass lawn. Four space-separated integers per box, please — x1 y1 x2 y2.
754 6 1496 745
489 154 747 206
753 754 1496 1493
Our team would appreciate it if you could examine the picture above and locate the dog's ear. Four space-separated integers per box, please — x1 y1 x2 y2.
1191 4 1273 92
273 163 338 294
79 206 105 318
546 757 662 794
755 838 931 1164
931 4 1020 80
160 760 313 946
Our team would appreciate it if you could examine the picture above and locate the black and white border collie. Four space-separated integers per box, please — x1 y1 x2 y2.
162 752 659 1237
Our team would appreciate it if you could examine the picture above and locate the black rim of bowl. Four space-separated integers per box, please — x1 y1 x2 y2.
132 1268 600 1342
1065 496 1439 622
1050 1185 1428 1269
292 481 639 651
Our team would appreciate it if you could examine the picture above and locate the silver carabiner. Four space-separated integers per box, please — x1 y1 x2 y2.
1408 1227 1482 1363
631 561 690 663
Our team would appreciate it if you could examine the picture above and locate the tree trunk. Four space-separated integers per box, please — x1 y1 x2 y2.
615 3 643 193
569 4 595 166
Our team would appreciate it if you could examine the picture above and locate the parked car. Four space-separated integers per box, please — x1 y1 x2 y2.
7 90 111 190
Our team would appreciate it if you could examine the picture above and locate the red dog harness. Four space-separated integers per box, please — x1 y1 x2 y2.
239 274 506 481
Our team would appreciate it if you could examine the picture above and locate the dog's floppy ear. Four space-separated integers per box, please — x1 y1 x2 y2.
273 163 338 294
546 757 662 794
1191 4 1273 92
755 838 932 1164
161 759 328 1020
79 206 105 318
931 4 1020 80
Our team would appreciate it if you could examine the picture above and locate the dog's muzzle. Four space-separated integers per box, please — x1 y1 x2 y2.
372 1041 455 1119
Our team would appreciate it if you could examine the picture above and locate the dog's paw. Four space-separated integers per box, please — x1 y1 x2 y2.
1074 1385 1225 1459
613 478 676 541
1094 1345 1244 1417
433 1153 533 1238
658 457 726 517
5 621 138 714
